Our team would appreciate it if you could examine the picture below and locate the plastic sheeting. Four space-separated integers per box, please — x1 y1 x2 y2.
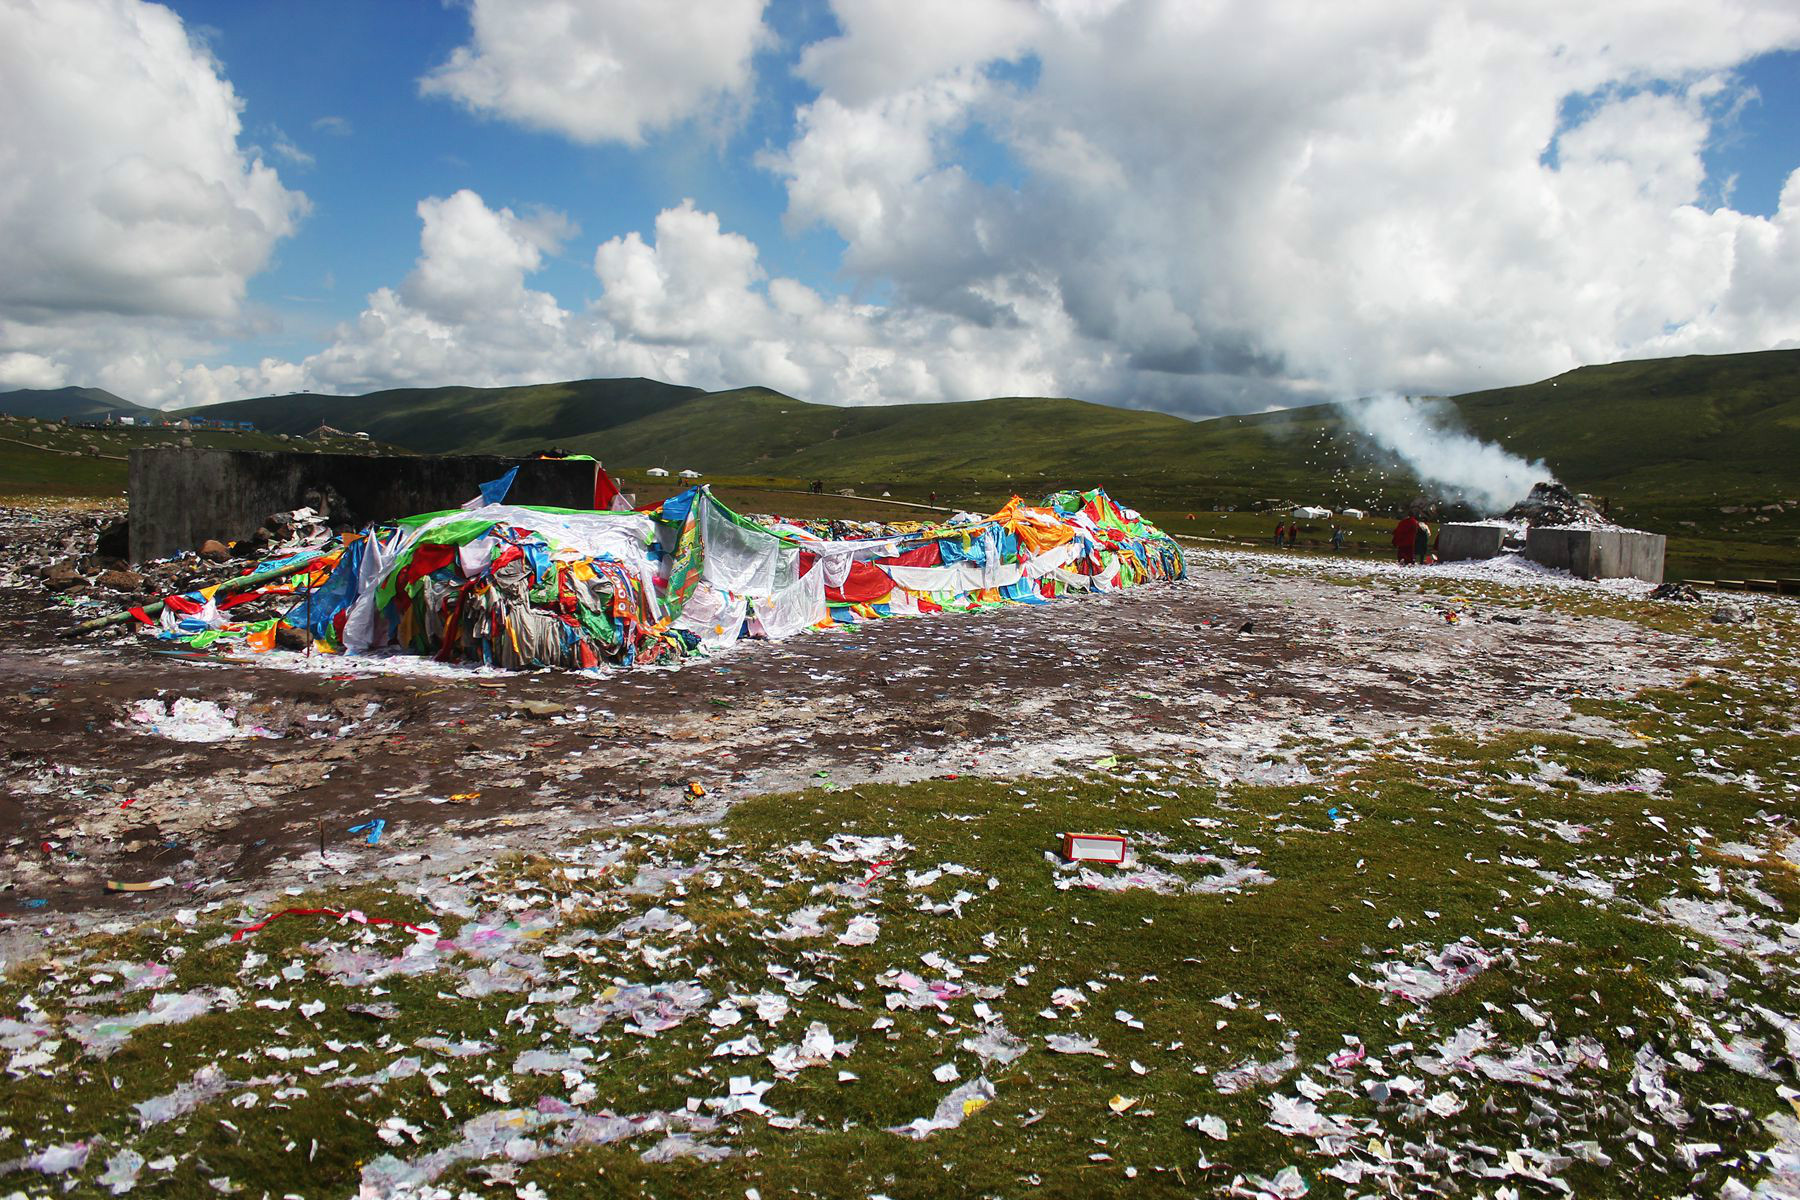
423 504 654 566
885 561 1025 594
699 499 788 597
752 562 828 640
244 484 1182 672
673 582 751 650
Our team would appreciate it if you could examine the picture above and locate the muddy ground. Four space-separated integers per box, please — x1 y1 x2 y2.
0 507 1699 958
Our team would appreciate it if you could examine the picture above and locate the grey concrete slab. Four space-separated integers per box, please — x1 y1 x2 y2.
128 449 598 562
1437 523 1507 562
1524 526 1666 583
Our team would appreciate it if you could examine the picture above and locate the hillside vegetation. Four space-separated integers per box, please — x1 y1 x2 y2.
4 349 1795 577
178 377 705 453
0 414 401 498
0 386 151 421
496 388 1193 480
1453 351 1799 510
159 351 1798 517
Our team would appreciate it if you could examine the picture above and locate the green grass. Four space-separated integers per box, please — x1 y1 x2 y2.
7 348 1797 577
0 414 407 498
0 385 148 421
3 598 1796 1197
181 349 1800 576
179 377 707 456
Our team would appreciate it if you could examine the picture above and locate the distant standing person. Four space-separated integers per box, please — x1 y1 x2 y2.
1287 523 1298 548
1392 515 1420 565
1414 519 1431 566
1331 525 1346 552
1273 521 1286 546
929 490 938 507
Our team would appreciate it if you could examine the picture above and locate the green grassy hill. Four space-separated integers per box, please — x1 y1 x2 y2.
169 351 1798 522
0 414 405 499
178 377 705 454
1448 350 1799 515
494 388 1191 479
1071 350 1798 517
0 386 153 421
10 349 1796 578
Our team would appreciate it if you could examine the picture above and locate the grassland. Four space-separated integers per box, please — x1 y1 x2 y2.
0 386 149 422
0 414 402 499
179 378 707 456
183 350 1800 580
162 351 1798 517
6 349 1796 581
3 587 1795 1198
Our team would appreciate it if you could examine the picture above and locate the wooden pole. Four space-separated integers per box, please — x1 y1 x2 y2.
56 556 323 639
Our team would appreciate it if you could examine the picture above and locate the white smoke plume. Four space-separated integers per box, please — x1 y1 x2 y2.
1337 394 1550 514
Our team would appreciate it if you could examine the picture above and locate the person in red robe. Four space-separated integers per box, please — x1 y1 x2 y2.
1391 515 1420 565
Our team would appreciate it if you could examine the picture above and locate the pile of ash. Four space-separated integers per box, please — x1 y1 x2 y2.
1504 481 1614 528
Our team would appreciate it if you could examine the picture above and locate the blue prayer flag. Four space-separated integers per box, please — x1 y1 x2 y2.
478 466 519 506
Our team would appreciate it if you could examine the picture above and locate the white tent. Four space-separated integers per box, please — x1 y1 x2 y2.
645 467 670 478
1340 507 1366 519
1292 505 1332 520
679 469 703 480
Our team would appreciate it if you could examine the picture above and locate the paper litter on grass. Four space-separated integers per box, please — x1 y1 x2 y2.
886 1077 996 1139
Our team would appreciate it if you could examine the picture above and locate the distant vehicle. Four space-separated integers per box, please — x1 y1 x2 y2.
678 469 703 479
644 467 670 478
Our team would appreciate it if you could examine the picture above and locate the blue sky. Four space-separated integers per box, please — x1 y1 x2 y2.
184 0 863 365
190 0 1800 380
2 0 1797 412
1706 51 1800 213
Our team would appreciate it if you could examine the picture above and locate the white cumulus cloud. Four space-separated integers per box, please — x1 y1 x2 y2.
0 0 305 398
763 0 1800 411
0 0 304 322
9 0 1800 418
221 191 1078 411
420 0 771 146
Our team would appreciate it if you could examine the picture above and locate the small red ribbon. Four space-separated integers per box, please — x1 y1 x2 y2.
230 906 439 942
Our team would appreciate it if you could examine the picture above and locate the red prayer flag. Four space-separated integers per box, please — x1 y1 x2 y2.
593 466 622 510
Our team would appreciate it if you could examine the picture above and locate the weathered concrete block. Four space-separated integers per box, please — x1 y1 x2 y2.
1524 526 1666 583
1436 523 1507 562
129 449 597 562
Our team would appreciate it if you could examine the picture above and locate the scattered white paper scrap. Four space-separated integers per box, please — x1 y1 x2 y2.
838 915 880 947
1186 1114 1229 1140
886 1077 995 1139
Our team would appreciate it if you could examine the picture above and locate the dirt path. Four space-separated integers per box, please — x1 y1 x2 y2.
0 529 1698 956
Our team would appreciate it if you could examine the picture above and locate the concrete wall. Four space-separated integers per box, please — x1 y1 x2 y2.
1524 526 1666 583
129 449 597 562
1436 523 1507 562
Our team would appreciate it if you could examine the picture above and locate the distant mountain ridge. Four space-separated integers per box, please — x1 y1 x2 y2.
0 386 151 421
9 349 1797 523
176 377 706 453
